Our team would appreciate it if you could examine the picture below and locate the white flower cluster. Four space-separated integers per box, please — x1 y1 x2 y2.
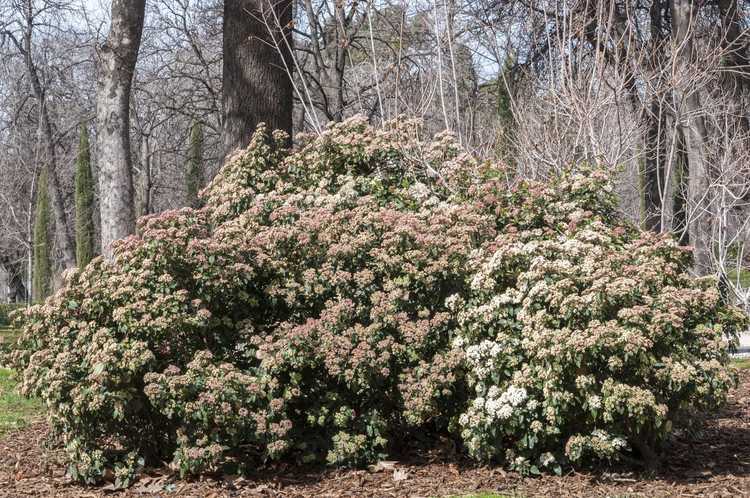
591 429 627 451
486 385 527 420
470 271 495 292
464 384 529 424
408 181 431 201
465 340 502 378
458 290 521 326
332 177 359 203
587 395 602 410
444 293 463 312
469 242 534 292
539 451 556 467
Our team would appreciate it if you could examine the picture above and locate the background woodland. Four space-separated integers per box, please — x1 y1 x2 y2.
1 0 749 309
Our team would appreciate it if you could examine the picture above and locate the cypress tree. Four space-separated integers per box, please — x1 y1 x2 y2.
32 167 51 302
75 125 96 267
497 60 514 126
496 54 517 161
186 120 204 208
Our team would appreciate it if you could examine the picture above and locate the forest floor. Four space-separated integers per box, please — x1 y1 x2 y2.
0 368 749 498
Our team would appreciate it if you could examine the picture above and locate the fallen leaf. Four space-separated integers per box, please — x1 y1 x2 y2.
393 468 409 481
368 460 398 473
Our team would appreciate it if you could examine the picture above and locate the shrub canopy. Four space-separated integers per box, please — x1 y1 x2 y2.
8 117 746 486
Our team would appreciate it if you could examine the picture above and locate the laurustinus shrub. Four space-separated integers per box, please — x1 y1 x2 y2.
452 171 747 474
7 116 747 487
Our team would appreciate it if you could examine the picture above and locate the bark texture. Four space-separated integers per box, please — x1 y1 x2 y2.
222 0 293 159
671 0 712 275
718 0 750 133
96 0 146 259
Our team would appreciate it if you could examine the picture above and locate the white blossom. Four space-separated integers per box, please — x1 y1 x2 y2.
540 452 556 466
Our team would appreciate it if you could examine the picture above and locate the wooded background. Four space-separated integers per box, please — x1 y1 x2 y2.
1 0 749 310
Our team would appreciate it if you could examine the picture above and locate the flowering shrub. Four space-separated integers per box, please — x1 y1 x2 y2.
8 118 493 483
453 171 747 473
6 116 746 485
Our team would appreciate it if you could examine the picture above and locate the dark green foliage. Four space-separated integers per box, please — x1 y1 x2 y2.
497 58 514 126
32 168 51 302
186 120 204 208
75 125 96 267
496 54 516 161
672 148 689 246
0 304 24 327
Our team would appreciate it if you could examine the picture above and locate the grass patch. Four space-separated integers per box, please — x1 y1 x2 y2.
0 326 19 347
727 268 750 288
0 325 44 436
733 358 750 370
0 367 42 436
0 326 20 358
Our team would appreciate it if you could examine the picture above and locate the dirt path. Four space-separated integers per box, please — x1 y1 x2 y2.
1 372 749 498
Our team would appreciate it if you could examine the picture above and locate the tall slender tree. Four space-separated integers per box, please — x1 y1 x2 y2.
96 0 146 259
186 120 204 208
222 0 293 158
496 54 516 162
32 167 51 302
75 125 96 267
134 134 152 219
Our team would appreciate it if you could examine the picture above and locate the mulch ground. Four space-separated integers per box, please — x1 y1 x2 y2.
2 373 750 498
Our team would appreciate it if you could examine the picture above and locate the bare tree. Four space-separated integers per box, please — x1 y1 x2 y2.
129 0 223 216
96 0 146 258
1 0 80 269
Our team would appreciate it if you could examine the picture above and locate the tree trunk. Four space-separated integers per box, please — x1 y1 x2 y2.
671 0 713 275
222 0 293 159
641 0 668 233
96 0 146 259
19 10 76 269
332 1 348 122
642 97 668 232
718 0 750 133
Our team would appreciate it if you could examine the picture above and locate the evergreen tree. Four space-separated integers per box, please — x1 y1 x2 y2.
32 167 51 302
75 125 96 267
186 120 204 208
496 54 516 161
